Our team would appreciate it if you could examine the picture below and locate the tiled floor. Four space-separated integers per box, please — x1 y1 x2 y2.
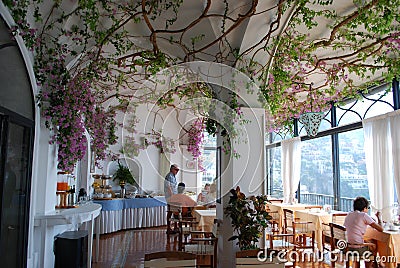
91 226 338 268
92 227 180 268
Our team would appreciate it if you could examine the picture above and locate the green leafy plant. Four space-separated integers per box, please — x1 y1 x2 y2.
5 0 399 170
112 160 136 187
225 186 271 250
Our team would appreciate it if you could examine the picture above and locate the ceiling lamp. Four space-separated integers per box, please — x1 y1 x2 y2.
298 83 325 137
299 112 325 137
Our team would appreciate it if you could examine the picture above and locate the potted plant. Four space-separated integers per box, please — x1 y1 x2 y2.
225 186 271 250
112 160 137 188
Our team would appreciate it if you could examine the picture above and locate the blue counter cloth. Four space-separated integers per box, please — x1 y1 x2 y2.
93 196 167 211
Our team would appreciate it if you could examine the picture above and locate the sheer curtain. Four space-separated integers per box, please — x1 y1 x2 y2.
281 137 302 204
389 111 400 205
362 110 400 221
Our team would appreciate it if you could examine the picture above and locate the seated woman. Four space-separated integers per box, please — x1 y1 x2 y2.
197 183 210 203
344 196 383 268
203 183 217 208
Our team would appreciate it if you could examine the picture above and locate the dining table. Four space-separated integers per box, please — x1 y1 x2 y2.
267 203 308 230
364 226 400 268
294 209 333 252
192 209 216 232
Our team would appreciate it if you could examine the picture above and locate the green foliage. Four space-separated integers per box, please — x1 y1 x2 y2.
113 160 136 186
5 0 400 166
225 186 271 250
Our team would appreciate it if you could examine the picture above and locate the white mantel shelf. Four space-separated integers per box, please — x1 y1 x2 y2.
34 203 102 226
34 203 102 268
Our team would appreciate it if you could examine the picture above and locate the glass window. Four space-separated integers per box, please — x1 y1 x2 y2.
267 147 282 198
267 83 398 211
299 136 334 205
338 129 369 212
201 149 216 185
336 87 394 126
201 132 217 186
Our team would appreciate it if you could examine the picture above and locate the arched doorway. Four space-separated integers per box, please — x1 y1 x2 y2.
0 17 35 268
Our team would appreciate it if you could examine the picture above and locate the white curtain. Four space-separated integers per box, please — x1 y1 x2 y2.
389 111 400 207
281 137 302 204
363 110 400 221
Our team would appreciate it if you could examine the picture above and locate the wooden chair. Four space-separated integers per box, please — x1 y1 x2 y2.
183 221 218 267
266 210 280 234
332 212 348 225
267 233 296 267
329 223 376 268
322 212 348 252
168 205 196 235
178 216 199 250
166 205 181 236
193 205 208 211
282 209 295 234
269 199 284 203
292 219 316 254
236 249 284 267
282 209 316 254
144 251 197 267
304 205 323 210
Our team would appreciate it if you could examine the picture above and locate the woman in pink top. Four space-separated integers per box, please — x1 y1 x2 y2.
344 196 383 267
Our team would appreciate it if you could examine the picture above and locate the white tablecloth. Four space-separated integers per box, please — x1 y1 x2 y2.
95 199 167 234
193 209 216 232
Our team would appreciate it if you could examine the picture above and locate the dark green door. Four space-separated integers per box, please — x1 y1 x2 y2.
0 113 33 267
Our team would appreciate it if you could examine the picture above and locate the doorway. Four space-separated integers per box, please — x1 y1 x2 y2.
0 16 35 268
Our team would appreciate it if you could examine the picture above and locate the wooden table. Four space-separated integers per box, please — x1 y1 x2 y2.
364 227 400 268
192 209 216 232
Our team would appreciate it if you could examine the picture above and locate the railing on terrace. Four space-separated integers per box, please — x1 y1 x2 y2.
270 190 354 212
300 193 354 212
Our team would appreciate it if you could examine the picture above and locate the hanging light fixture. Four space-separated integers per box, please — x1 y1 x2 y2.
299 112 325 137
298 83 325 137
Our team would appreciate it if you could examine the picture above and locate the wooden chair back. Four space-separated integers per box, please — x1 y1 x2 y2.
304 205 323 210
269 199 284 203
144 251 197 267
183 221 218 267
282 209 294 233
283 209 315 253
236 249 284 267
322 212 348 251
193 205 208 210
267 210 280 234
332 212 348 225
267 233 295 267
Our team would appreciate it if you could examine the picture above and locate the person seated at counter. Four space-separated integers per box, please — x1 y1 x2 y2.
203 183 217 208
197 183 210 203
169 182 197 218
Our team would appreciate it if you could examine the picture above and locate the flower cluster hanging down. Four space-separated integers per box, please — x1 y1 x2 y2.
187 118 205 159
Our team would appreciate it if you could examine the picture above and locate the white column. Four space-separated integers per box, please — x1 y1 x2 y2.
219 107 266 267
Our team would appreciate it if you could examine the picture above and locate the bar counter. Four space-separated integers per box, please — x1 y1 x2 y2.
93 196 167 234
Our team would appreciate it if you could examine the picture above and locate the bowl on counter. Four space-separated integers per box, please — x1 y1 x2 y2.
125 193 136 199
